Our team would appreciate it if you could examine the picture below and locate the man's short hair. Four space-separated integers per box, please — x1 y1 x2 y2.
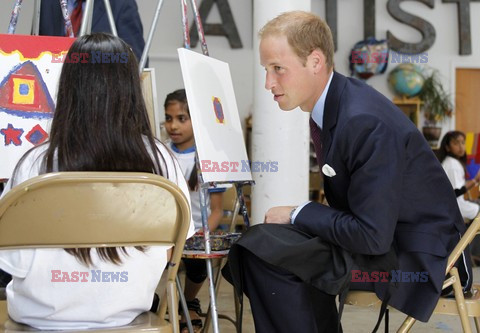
259 11 334 69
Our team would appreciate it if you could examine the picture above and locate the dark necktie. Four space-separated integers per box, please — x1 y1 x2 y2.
70 0 83 36
309 117 324 166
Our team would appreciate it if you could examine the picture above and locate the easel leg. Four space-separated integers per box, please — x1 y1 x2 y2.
204 257 219 333
177 275 194 333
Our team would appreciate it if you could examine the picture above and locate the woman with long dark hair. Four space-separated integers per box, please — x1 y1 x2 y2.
0 33 194 330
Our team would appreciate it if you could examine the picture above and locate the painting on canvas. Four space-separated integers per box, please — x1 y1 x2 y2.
0 34 74 179
178 48 252 183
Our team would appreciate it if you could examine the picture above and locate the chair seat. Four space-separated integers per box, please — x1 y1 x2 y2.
0 302 172 332
346 285 480 318
345 290 382 308
434 285 480 316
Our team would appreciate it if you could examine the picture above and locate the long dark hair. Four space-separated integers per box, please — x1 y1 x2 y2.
13 33 169 266
164 89 198 191
438 131 467 165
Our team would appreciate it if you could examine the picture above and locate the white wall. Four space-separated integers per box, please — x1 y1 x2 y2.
3 0 479 133
312 0 480 131
137 0 253 132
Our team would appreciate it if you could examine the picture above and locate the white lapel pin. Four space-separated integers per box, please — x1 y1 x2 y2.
322 164 336 177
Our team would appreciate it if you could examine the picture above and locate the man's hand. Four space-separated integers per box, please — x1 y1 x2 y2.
264 206 297 224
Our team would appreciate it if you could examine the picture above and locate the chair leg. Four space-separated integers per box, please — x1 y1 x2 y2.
167 280 181 333
451 267 473 333
176 275 194 333
233 287 242 333
397 316 416 332
474 317 480 333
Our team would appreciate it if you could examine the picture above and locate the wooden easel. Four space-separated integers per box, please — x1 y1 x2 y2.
6 1 253 332
138 1 254 332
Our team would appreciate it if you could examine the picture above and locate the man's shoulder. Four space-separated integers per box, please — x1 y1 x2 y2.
330 72 382 104
332 73 392 111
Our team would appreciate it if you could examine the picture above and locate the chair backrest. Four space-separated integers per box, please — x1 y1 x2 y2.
222 186 237 211
0 171 192 330
0 172 190 250
221 186 243 232
445 215 480 274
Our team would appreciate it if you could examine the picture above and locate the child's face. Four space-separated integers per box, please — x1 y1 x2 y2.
165 101 195 151
447 135 466 158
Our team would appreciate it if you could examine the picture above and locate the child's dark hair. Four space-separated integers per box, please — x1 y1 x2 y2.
438 131 467 165
13 33 170 266
438 130 468 178
164 89 198 191
164 89 188 110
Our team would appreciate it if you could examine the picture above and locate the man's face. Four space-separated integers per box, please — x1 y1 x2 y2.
260 35 318 112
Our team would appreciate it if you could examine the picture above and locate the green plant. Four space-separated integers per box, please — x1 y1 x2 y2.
418 70 453 126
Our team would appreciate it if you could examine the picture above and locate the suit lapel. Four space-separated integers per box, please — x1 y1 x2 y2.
322 72 347 161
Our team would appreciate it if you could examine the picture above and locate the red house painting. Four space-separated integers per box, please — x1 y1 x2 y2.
0 60 55 119
0 34 74 178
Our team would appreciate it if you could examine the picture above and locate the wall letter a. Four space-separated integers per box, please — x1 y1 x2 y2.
190 0 242 49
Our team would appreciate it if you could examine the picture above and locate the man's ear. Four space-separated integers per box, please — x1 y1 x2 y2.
309 49 326 73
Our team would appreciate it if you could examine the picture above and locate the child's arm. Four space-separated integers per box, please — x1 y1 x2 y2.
207 192 224 231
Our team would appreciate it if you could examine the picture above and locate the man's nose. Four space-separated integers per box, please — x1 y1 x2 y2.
265 72 275 90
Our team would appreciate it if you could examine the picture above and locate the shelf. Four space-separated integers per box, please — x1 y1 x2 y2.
393 97 423 129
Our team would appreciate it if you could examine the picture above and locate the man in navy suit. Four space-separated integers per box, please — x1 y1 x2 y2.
230 11 472 332
39 0 145 62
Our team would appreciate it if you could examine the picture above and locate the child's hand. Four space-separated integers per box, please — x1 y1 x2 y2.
473 170 480 185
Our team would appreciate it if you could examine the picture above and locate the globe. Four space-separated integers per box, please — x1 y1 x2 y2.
387 64 424 97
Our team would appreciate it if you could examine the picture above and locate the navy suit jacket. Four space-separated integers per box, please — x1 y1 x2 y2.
295 72 471 322
39 0 145 62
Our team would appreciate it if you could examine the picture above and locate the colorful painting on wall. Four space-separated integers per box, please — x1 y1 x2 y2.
466 132 480 181
0 34 74 179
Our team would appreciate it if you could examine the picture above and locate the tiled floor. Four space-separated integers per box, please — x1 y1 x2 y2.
189 267 480 332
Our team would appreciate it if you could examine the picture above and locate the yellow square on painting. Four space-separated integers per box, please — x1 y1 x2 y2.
12 78 35 105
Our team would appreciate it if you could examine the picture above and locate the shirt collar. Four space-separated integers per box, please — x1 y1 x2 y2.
170 142 196 154
311 72 334 129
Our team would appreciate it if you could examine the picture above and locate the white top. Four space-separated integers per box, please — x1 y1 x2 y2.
442 156 480 220
168 143 206 231
167 143 225 231
0 140 194 330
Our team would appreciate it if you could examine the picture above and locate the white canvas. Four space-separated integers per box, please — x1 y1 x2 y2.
177 48 252 183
